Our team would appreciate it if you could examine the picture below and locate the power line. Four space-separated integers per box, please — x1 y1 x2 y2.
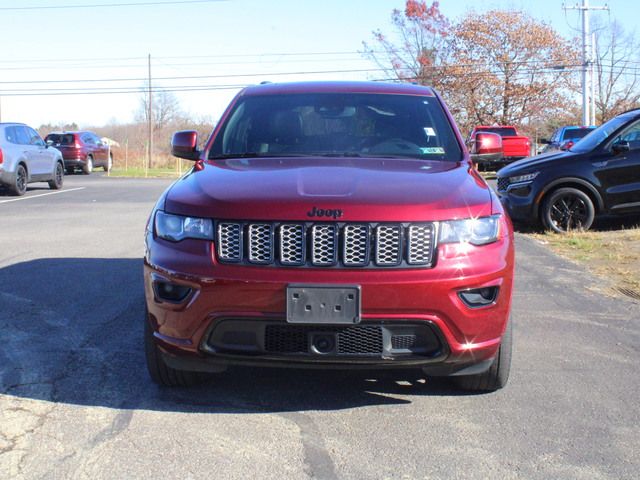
0 0 226 11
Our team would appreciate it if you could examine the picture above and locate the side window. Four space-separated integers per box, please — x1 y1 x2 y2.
81 134 93 145
26 127 45 146
92 134 103 145
4 126 18 144
15 127 31 145
614 121 640 151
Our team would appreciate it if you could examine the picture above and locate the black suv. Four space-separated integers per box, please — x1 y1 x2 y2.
497 109 640 232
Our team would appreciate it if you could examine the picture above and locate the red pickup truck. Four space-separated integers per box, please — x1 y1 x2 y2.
469 126 530 167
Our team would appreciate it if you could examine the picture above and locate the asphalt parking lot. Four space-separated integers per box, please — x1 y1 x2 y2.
1 174 639 479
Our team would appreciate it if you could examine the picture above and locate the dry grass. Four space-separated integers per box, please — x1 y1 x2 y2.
530 227 640 296
107 167 181 178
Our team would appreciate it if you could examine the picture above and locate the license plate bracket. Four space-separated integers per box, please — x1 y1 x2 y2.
286 285 361 324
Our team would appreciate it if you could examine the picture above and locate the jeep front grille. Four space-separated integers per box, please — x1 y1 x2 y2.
216 221 436 268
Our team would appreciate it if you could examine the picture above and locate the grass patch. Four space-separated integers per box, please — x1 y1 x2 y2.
529 227 640 295
107 167 182 178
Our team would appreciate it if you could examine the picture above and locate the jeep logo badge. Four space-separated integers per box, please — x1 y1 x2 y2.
307 206 343 219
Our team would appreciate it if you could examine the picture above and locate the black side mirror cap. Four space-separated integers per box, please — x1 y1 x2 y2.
612 140 630 154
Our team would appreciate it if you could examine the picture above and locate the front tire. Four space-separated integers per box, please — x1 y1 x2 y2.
10 164 28 196
83 156 93 175
452 319 512 392
48 162 64 190
541 187 595 233
144 315 206 387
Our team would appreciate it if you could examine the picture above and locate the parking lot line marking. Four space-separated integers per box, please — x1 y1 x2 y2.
0 187 86 204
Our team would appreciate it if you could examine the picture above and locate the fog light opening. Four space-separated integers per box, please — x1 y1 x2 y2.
153 281 192 304
310 333 336 355
458 286 499 308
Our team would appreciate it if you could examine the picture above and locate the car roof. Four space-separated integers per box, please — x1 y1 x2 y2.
46 131 89 135
239 81 435 97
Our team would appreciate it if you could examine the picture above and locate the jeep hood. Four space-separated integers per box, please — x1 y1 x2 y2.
164 157 493 222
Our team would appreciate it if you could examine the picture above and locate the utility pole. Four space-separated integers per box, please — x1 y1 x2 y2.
147 53 152 178
563 0 609 126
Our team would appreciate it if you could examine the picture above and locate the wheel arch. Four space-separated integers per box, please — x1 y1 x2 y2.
535 177 604 220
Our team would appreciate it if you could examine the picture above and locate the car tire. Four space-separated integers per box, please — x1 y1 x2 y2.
48 161 64 190
452 319 512 392
104 153 113 172
10 164 28 196
541 187 595 233
83 156 93 175
144 314 206 387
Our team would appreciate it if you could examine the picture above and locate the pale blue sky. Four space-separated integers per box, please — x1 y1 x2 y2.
0 0 634 127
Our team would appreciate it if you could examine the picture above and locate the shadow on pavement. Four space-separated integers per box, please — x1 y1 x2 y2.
0 258 467 415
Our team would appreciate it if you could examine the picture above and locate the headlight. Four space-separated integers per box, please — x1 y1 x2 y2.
509 172 538 184
439 215 500 246
155 211 213 242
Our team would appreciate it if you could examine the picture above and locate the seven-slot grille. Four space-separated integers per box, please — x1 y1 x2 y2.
217 221 436 268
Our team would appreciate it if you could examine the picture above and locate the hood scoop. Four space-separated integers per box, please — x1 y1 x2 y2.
296 168 357 197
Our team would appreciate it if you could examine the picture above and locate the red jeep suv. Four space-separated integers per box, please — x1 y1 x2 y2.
45 131 112 174
143 81 515 392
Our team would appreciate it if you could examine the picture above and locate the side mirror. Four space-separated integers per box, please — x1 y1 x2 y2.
46 139 54 146
469 132 503 164
171 130 200 161
612 140 630 154
539 138 550 144
560 140 574 151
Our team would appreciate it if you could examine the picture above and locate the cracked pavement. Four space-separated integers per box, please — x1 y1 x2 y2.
1 174 639 479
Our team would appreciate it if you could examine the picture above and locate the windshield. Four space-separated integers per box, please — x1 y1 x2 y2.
570 115 634 153
209 93 462 161
476 127 517 137
563 128 595 141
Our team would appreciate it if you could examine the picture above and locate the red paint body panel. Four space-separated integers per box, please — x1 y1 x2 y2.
164 158 492 222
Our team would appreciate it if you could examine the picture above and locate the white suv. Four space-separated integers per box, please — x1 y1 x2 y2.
0 123 65 196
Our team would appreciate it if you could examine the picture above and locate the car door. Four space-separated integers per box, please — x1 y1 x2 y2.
81 133 97 162
24 126 54 177
92 133 109 166
592 120 640 212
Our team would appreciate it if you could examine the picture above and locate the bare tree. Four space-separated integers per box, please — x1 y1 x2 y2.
136 84 183 131
363 1 451 90
594 20 640 123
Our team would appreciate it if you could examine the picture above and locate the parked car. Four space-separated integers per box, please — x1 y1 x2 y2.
0 122 64 196
468 125 530 168
497 109 640 232
45 131 112 174
539 125 596 154
143 81 515 392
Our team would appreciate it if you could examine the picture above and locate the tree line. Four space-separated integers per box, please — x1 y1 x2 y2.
364 0 640 139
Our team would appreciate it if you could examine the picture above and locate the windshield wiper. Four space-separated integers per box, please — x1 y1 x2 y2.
319 152 362 157
209 152 314 159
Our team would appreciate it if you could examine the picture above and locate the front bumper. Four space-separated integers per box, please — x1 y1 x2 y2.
144 222 514 374
497 182 538 223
